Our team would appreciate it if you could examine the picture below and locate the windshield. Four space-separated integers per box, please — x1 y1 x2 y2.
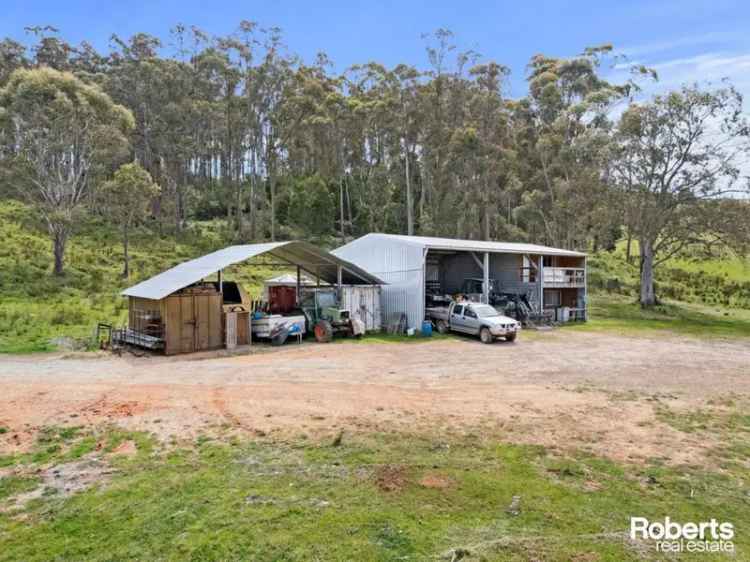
473 304 500 318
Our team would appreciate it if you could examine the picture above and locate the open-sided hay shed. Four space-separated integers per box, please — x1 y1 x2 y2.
121 241 382 355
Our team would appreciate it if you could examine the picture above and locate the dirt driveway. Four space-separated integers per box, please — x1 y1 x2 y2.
1 330 748 466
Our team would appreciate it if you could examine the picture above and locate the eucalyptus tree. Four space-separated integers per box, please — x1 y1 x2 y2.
105 34 168 195
100 162 160 277
107 30 208 234
0 39 27 86
252 35 295 241
418 30 486 236
0 67 133 274
612 85 750 306
367 63 423 235
342 63 401 236
447 62 512 240
517 46 630 248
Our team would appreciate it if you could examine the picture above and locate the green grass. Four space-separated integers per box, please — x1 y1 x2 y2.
589 240 750 309
654 399 750 471
565 294 750 339
0 424 747 561
0 475 40 501
338 331 453 344
0 200 283 353
672 255 750 283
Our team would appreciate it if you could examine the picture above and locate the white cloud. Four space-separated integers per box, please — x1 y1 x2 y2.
609 36 750 190
615 31 744 58
609 39 750 106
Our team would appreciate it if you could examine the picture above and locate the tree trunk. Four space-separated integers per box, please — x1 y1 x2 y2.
625 233 632 264
269 172 276 242
639 237 656 307
236 181 243 238
339 178 346 243
249 171 256 241
483 177 491 241
345 178 353 234
405 143 413 235
122 225 129 278
52 227 66 277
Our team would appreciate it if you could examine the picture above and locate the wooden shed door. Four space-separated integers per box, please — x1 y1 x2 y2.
180 296 196 354
194 295 210 351
207 294 223 349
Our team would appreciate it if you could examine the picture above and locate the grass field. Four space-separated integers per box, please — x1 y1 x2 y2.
564 294 750 339
0 409 747 561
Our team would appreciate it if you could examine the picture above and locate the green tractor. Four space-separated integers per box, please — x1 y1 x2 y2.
299 288 362 343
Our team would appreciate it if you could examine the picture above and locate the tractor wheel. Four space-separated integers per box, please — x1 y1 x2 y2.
314 320 334 343
505 332 517 343
480 327 494 344
436 319 449 334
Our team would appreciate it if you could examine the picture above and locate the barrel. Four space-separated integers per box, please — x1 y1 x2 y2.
421 320 433 337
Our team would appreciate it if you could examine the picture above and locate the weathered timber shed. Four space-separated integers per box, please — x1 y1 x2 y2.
121 241 382 354
333 233 587 329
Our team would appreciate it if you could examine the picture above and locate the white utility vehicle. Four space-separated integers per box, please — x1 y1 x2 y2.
426 301 520 343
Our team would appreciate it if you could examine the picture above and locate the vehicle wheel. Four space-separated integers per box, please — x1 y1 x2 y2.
505 332 517 343
314 320 334 343
436 320 449 334
480 327 493 344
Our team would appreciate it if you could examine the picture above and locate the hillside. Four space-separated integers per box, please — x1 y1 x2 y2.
1 200 749 352
0 201 278 352
588 241 750 308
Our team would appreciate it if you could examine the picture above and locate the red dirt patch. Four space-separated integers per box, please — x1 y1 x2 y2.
84 399 145 419
374 465 409 492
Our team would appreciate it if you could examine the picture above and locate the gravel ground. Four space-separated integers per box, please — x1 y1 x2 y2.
1 330 748 465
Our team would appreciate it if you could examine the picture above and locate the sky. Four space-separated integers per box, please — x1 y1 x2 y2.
3 0 750 101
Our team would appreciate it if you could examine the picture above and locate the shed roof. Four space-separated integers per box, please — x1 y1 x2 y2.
352 233 586 257
122 241 382 300
264 273 321 286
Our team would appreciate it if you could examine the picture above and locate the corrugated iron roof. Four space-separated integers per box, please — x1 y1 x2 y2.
264 273 321 286
355 233 586 257
122 241 383 300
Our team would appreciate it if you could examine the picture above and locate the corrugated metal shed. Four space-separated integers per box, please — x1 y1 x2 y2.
356 233 586 257
333 235 426 331
123 241 382 301
334 233 586 329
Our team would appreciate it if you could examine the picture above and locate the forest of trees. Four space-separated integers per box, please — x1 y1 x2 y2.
0 23 748 305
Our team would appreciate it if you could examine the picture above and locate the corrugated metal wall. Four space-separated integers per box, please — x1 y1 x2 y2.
334 235 425 330
340 285 382 332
